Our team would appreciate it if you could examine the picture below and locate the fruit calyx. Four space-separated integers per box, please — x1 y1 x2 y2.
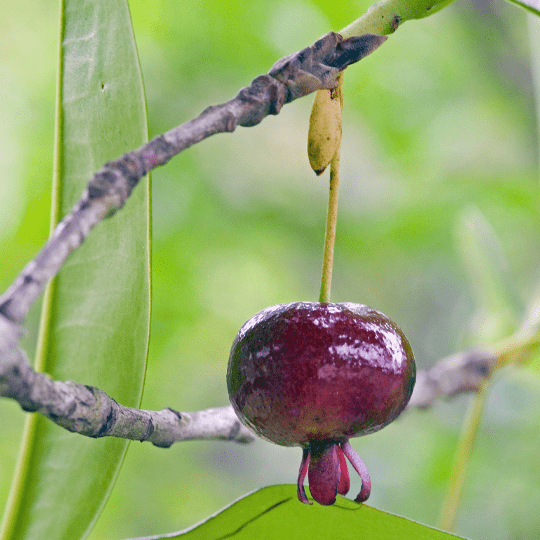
297 439 371 505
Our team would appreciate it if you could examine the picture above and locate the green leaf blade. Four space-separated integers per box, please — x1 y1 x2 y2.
126 485 466 540
455 206 522 345
0 0 150 539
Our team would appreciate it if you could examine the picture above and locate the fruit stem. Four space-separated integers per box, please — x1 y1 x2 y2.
319 75 344 304
339 0 457 39
319 148 341 303
439 380 489 531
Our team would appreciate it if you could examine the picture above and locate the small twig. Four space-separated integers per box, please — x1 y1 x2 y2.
0 339 254 446
407 348 495 409
340 0 456 39
439 381 489 531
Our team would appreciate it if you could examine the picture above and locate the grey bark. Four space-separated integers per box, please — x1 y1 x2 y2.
0 32 388 445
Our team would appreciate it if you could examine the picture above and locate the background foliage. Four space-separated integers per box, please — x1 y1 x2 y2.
1 0 539 539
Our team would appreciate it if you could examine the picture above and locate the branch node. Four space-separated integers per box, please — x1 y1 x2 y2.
165 407 182 420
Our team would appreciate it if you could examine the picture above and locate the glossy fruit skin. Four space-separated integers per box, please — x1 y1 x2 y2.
227 302 416 447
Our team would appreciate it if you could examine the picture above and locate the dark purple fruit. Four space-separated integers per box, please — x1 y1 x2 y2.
227 302 415 506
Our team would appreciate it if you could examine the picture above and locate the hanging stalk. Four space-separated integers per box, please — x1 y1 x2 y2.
308 72 345 303
319 146 342 303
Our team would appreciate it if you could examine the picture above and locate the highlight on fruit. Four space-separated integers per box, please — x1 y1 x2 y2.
227 301 416 506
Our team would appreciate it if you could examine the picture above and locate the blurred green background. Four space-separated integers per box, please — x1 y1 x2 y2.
1 0 540 538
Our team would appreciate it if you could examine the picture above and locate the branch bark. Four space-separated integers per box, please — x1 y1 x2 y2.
1 308 495 447
0 31 386 445
0 333 254 446
0 22 506 446
407 348 495 409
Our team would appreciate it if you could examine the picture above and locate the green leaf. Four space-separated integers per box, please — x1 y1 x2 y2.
504 0 540 17
125 485 466 540
514 281 540 374
520 3 540 371
0 0 150 539
524 347 540 373
455 206 521 345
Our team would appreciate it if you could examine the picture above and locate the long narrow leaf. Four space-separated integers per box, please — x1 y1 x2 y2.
0 0 150 539
455 206 521 344
522 13 540 373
